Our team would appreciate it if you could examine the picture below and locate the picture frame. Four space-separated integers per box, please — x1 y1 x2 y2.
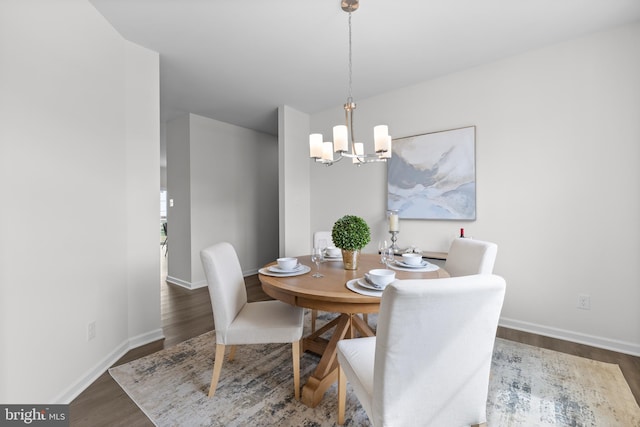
387 126 476 220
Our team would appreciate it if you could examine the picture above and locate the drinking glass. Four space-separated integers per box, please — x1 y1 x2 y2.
378 240 388 264
311 247 324 278
384 247 395 268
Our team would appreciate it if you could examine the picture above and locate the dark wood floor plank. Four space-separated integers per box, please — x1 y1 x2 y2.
69 258 640 425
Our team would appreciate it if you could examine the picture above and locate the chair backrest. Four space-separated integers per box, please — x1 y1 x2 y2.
373 275 506 426
200 242 248 343
444 238 498 277
313 231 334 248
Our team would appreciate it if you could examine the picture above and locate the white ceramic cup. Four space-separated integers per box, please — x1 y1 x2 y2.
401 253 423 266
325 247 341 257
365 269 396 288
277 257 298 271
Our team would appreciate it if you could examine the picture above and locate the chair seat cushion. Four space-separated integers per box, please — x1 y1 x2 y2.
221 300 304 345
337 336 376 419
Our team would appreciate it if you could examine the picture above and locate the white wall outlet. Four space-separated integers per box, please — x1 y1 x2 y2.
87 321 96 341
577 294 591 310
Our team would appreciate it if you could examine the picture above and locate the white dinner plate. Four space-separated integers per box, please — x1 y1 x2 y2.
259 265 311 277
346 278 383 297
389 261 439 272
357 278 386 291
396 260 428 268
268 264 304 273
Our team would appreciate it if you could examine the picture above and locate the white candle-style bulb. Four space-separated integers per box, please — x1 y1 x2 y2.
383 135 392 158
309 133 323 158
389 211 399 231
374 125 389 153
333 125 348 152
322 142 333 161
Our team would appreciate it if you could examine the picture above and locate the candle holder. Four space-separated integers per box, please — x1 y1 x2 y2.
387 209 403 254
389 230 401 254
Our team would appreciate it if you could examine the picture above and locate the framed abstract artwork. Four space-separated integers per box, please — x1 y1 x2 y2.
387 126 476 220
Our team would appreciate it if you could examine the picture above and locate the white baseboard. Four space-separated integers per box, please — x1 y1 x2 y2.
54 328 165 404
243 268 258 276
168 269 259 290
166 275 207 290
499 317 640 357
128 328 165 350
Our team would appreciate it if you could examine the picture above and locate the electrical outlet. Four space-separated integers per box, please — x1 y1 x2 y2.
87 321 96 341
577 294 591 310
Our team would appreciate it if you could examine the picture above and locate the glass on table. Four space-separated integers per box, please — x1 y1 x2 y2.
311 247 324 278
383 247 395 268
378 240 389 264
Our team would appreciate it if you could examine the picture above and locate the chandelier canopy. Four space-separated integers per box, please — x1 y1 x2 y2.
309 0 391 166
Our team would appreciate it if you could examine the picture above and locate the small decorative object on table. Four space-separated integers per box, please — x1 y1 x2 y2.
331 215 371 270
387 209 403 254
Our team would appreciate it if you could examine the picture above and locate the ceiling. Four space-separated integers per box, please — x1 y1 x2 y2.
90 0 640 137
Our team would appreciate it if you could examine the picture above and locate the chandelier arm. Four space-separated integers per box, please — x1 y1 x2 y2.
316 152 345 166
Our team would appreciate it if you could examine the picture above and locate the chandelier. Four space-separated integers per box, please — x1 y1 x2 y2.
309 0 391 166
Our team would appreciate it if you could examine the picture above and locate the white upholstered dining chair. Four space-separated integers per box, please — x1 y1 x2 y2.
200 242 305 399
444 238 498 277
313 230 334 249
337 275 506 426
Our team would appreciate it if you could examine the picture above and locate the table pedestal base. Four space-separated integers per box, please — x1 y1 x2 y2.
301 313 374 407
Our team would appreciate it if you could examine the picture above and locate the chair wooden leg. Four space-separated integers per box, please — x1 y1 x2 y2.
337 363 346 425
208 343 226 397
292 340 301 400
311 309 317 333
228 345 237 361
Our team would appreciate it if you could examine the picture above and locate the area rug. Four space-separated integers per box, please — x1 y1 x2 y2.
110 318 640 426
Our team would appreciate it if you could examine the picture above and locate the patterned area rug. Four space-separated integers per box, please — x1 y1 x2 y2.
110 316 640 426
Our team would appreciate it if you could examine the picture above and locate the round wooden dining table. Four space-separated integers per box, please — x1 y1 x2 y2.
259 253 449 407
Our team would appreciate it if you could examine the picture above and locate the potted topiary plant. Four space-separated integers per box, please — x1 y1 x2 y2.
331 215 371 270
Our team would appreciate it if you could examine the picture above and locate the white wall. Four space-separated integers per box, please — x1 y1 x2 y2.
307 23 640 354
278 106 312 257
166 114 279 288
0 0 161 402
166 115 192 283
125 42 161 340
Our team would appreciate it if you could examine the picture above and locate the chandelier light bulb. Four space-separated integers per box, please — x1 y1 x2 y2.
309 133 323 159
333 125 348 152
322 142 334 161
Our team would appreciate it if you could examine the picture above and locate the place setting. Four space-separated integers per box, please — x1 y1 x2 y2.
323 246 342 261
389 252 440 272
346 268 396 297
258 257 311 277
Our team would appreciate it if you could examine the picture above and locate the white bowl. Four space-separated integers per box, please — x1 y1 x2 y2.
325 247 341 257
365 269 396 288
401 253 423 266
276 257 298 271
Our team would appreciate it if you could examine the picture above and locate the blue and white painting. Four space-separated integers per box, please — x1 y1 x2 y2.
387 126 476 220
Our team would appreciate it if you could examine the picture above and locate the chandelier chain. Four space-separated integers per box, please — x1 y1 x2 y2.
348 12 353 103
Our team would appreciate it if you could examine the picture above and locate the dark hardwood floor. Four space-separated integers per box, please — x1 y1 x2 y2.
69 256 640 426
